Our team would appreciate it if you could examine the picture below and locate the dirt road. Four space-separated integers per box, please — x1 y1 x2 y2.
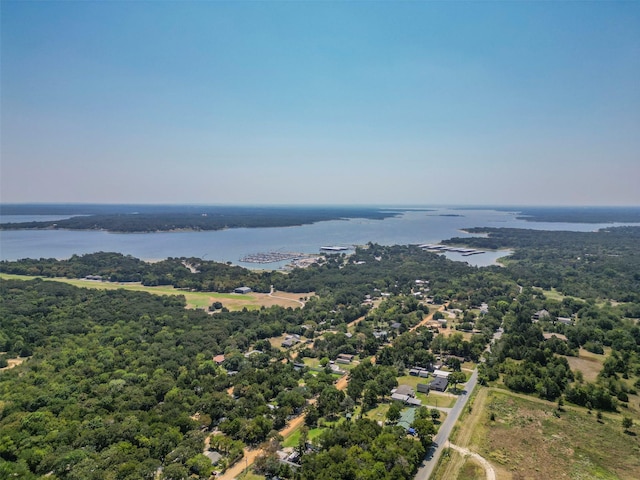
448 443 496 480
410 303 447 332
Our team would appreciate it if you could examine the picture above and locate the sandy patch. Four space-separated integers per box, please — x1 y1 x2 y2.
0 356 30 371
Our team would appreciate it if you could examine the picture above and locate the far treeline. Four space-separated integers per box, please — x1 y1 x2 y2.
0 205 401 232
444 226 640 302
1 226 639 479
508 206 640 224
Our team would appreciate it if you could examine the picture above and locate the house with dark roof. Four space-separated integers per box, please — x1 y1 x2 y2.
532 309 550 322
429 377 448 392
282 334 301 348
337 353 355 362
393 385 415 397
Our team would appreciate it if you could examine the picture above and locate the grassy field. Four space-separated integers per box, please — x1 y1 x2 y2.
438 387 640 480
438 326 474 341
241 473 265 480
564 347 610 383
416 391 457 409
363 403 390 424
458 457 486 480
282 427 325 448
0 273 304 311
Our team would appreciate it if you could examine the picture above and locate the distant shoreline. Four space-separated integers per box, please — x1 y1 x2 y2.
0 205 404 233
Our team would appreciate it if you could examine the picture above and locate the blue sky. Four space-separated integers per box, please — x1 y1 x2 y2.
2 1 639 205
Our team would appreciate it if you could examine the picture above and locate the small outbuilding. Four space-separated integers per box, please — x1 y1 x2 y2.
213 354 225 364
205 451 222 465
417 383 430 394
234 286 252 294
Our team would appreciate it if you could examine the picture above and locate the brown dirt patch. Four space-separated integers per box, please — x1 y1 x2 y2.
222 291 311 310
438 329 474 341
565 348 606 383
0 356 30 371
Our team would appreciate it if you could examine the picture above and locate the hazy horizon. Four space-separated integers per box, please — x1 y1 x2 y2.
2 2 639 206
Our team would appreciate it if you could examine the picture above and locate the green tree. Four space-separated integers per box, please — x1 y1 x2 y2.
161 463 189 480
622 416 633 432
186 454 214 479
411 418 435 448
386 402 402 424
297 426 309 455
449 371 467 391
317 387 345 419
430 408 441 422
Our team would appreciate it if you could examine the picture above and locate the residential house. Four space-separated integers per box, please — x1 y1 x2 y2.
336 353 355 365
429 377 449 392
532 309 550 322
393 385 415 397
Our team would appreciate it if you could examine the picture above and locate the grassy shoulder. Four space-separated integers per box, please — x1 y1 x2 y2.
0 273 304 311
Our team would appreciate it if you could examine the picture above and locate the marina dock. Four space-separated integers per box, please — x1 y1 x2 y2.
240 252 306 263
419 244 485 256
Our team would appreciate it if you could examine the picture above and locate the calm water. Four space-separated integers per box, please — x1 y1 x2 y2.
1 208 637 269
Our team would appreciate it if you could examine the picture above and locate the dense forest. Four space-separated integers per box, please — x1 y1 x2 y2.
444 226 640 301
2 226 640 479
0 252 277 292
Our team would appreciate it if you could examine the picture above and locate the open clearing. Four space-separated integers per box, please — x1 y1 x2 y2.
435 387 640 480
0 356 30 371
0 273 306 311
564 347 610 383
437 326 475 341
448 443 496 480
479 389 638 479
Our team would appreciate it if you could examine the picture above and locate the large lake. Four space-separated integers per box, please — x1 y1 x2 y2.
1 208 637 269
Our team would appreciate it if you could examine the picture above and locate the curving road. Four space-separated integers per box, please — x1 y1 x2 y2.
414 368 479 480
447 443 496 480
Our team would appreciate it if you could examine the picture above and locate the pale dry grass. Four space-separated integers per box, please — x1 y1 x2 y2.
564 347 608 382
0 356 30 371
0 273 310 311
437 328 474 341
435 388 499 480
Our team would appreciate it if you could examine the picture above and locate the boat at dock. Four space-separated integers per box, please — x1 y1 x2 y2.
320 246 351 251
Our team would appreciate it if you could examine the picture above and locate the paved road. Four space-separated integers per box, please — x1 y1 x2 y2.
414 368 479 480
